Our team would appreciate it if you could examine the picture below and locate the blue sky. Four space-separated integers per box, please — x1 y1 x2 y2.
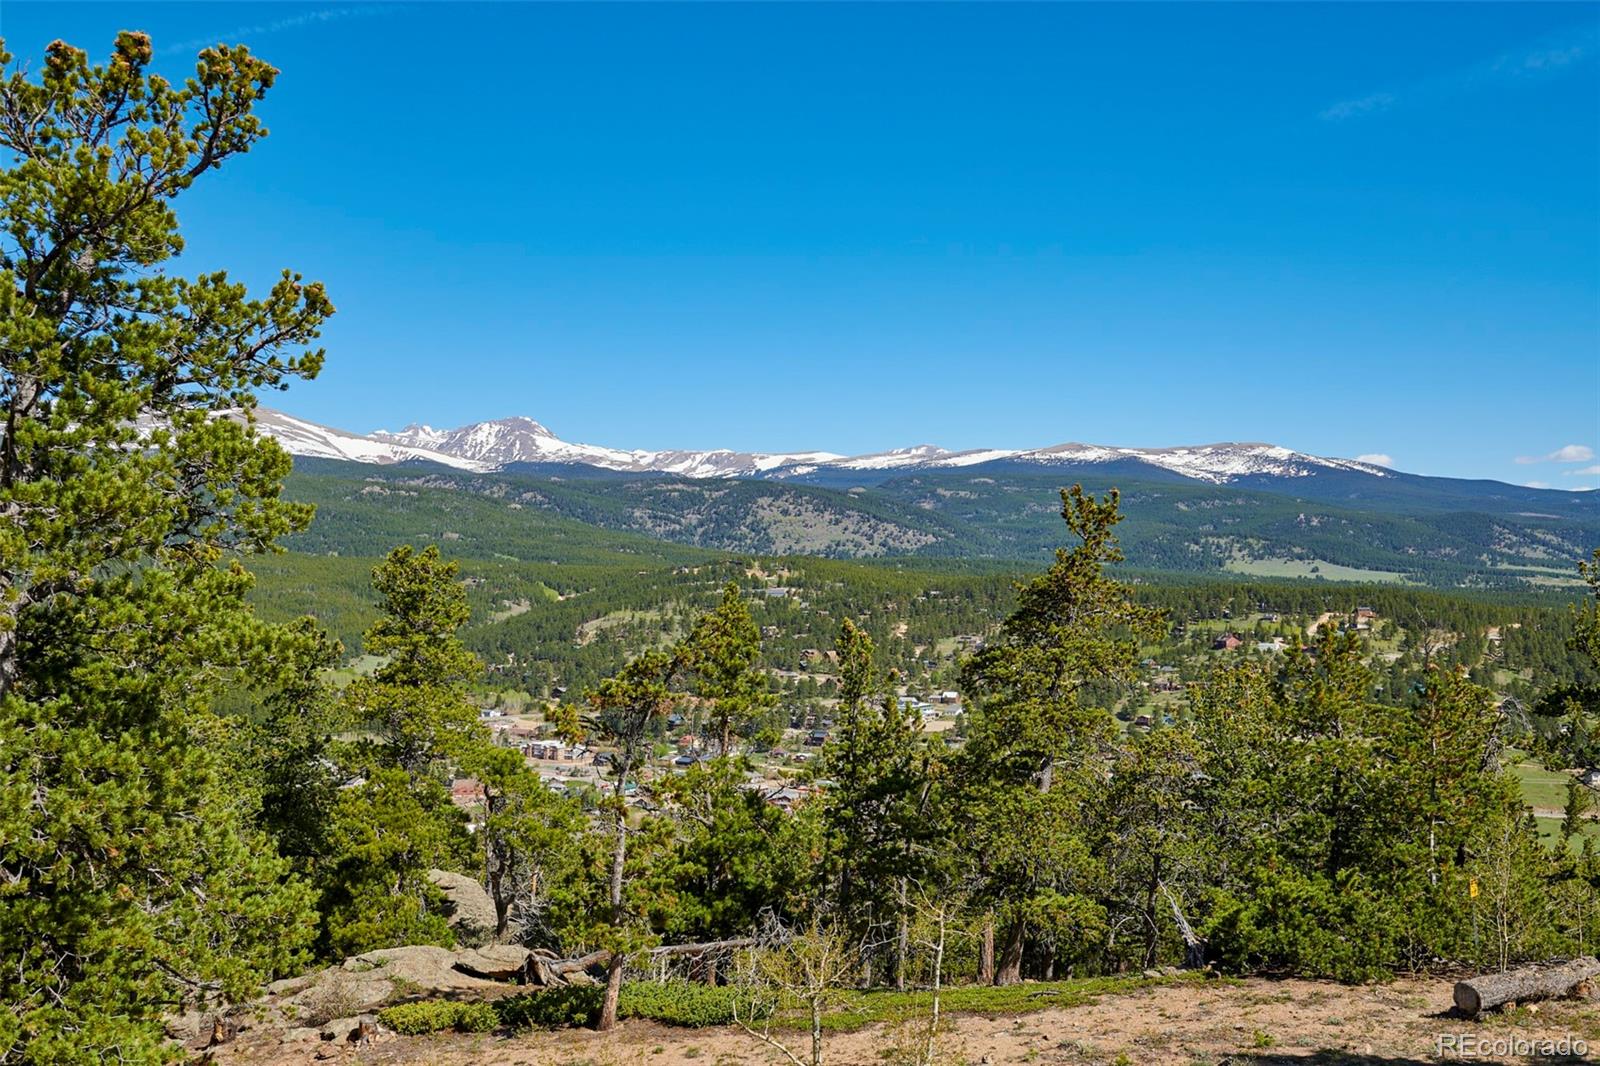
6 3 1599 485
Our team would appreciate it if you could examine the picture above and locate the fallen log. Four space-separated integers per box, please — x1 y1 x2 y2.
1453 957 1600 1017
649 938 754 957
524 948 611 987
521 939 758 986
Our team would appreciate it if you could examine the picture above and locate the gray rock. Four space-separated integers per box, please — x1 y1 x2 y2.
453 944 531 981
267 973 318 997
342 945 505 997
320 1015 361 1041
428 869 497 947
164 1011 206 1042
343 944 459 976
288 967 395 1021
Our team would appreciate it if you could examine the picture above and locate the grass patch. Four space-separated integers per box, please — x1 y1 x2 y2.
1508 754 1573 812
407 973 1201 1036
497 981 749 1031
1222 557 1409 584
806 972 1201 1033
1533 815 1600 854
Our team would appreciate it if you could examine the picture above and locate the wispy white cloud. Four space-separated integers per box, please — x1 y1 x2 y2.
1514 443 1595 465
156 6 390 57
1320 93 1395 122
1524 481 1552 489
1320 22 1598 121
1355 452 1394 468
1564 464 1600 477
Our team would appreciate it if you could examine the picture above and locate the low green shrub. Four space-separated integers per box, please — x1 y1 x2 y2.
619 982 743 1027
377 999 502 1035
455 1001 500 1033
1203 870 1398 983
495 984 603 1030
494 981 748 1030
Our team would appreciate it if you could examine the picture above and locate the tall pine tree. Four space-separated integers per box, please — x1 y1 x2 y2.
0 34 330 1062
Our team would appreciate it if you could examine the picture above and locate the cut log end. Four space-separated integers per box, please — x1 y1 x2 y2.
1453 957 1600 1018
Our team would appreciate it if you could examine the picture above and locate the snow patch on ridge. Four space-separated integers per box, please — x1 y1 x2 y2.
254 408 1395 486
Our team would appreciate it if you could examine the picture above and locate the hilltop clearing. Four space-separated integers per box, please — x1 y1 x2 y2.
211 973 1599 1065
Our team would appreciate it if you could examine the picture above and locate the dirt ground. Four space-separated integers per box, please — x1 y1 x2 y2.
214 975 1600 1065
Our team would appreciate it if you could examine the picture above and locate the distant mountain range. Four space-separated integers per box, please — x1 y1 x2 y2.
250 407 1596 516
257 407 1400 485
253 408 1599 589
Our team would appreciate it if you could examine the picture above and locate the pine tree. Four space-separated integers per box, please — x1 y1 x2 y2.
1101 727 1207 970
580 649 676 1031
0 34 330 1062
319 544 482 954
812 619 938 986
465 745 583 941
680 581 775 755
344 544 484 775
318 768 461 958
957 486 1166 983
650 758 816 942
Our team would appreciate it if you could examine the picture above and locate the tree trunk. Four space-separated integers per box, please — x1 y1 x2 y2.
922 906 945 1066
810 992 824 1066
895 878 909 992
1143 877 1160 970
1161 882 1206 970
1454 957 1600 1017
598 761 631 1031
524 949 611 987
650 937 756 957
598 952 625 1031
978 914 995 984
994 918 1025 985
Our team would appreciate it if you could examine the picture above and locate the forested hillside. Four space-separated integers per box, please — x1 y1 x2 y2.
280 458 1600 590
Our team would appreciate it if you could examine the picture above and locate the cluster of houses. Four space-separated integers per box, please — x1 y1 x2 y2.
895 690 962 725
1211 633 1290 653
524 739 588 762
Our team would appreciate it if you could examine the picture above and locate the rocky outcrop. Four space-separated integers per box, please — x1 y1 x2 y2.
428 869 497 947
168 940 584 1055
453 944 532 981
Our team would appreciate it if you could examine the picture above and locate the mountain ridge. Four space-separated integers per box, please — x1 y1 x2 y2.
255 407 1422 487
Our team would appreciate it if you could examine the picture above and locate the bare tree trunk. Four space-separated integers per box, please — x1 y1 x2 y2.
995 918 1025 985
1144 877 1160 969
978 913 995 984
922 904 947 1066
600 952 625 1032
810 993 823 1066
598 761 631 1032
485 822 510 941
1161 882 1206 970
895 878 909 992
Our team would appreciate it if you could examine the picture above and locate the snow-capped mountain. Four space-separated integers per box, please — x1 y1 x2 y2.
370 416 844 479
246 408 490 470
1009 442 1392 484
253 407 1392 486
